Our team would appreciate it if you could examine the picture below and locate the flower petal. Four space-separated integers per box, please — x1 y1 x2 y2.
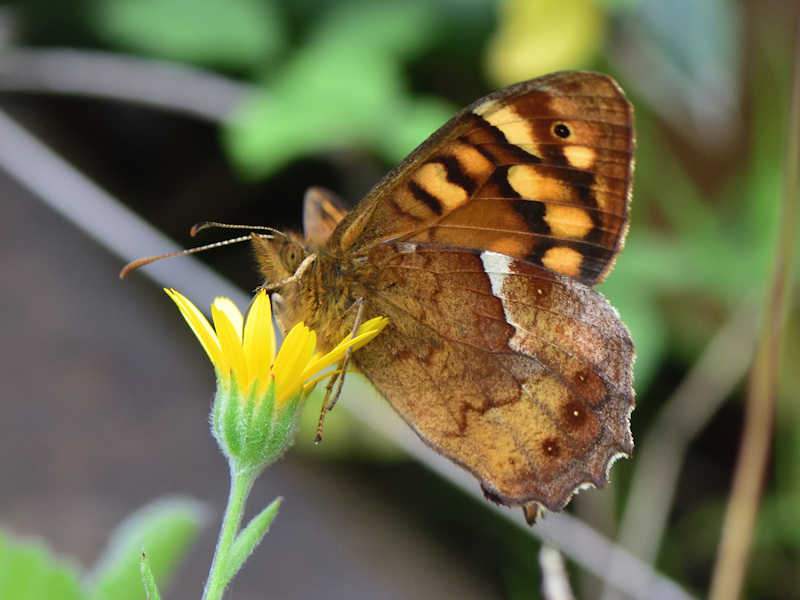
350 317 389 351
267 297 277 365
273 323 316 403
243 290 274 396
302 368 343 394
165 289 226 371
213 297 244 341
212 302 250 390
300 317 388 380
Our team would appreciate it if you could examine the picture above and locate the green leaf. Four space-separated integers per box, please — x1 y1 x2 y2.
91 0 287 71
225 498 281 582
375 96 457 165
0 530 83 600
224 43 403 178
86 498 207 600
223 0 447 178
308 1 439 61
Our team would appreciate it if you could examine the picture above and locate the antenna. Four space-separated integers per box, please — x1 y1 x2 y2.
191 221 288 241
119 234 257 279
120 220 290 279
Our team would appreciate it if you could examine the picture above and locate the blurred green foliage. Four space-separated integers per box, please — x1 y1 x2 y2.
0 531 83 600
0 499 204 600
223 2 458 178
93 0 287 71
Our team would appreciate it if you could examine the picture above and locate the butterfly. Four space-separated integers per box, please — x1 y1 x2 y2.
256 71 635 524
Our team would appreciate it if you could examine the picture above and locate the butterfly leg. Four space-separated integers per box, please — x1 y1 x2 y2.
314 297 365 442
325 297 365 414
523 502 544 525
260 252 318 292
314 363 345 443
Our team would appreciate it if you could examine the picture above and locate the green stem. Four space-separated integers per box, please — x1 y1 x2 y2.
202 467 257 600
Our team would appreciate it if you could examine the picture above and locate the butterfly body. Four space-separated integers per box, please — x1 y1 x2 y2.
254 71 635 521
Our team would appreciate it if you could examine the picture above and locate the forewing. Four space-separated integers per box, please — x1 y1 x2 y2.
302 187 350 248
330 71 635 286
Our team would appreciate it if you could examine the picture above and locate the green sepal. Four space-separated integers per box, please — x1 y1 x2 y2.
212 375 304 474
247 377 277 461
261 390 303 465
212 372 244 459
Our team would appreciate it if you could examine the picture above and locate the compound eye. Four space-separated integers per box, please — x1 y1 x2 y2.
280 242 305 273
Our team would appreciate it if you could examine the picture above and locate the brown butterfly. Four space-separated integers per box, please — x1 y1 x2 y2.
251 71 635 524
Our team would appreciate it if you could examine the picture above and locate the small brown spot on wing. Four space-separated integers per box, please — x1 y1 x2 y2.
563 402 588 431
542 438 561 457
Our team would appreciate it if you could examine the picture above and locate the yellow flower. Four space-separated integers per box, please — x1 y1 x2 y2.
485 0 607 87
165 288 387 471
166 288 386 403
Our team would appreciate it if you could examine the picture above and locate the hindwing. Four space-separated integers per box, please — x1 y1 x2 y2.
352 244 633 512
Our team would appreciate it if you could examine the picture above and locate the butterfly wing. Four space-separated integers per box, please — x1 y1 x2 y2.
265 71 636 518
352 244 634 513
330 71 634 286
302 187 350 247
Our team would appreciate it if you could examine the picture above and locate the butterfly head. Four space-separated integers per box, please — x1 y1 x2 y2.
251 231 320 335
251 186 349 336
251 231 307 286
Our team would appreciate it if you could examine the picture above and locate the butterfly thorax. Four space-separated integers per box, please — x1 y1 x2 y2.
307 250 370 348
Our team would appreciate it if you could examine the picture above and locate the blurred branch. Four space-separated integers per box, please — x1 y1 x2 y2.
708 16 800 600
601 301 759 600
0 48 252 121
539 546 575 600
0 107 251 311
